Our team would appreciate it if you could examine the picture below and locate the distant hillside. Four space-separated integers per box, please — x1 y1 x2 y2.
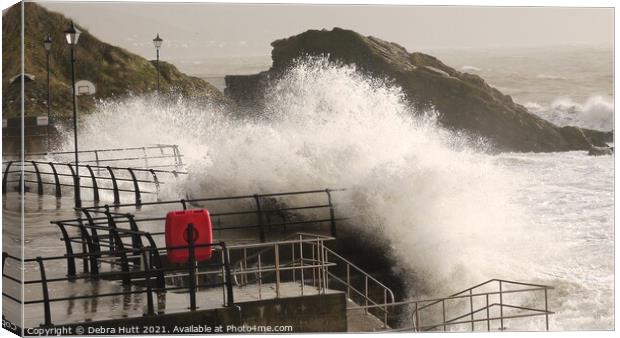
226 28 612 152
2 2 226 118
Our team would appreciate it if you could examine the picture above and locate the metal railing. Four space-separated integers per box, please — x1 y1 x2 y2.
3 144 184 170
230 233 335 298
349 279 553 332
49 189 345 280
322 245 395 328
2 225 235 328
79 188 346 243
231 232 395 329
2 160 185 205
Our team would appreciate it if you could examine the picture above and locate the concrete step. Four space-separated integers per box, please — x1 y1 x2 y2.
345 298 387 332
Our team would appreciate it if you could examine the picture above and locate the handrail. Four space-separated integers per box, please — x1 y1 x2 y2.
2 160 182 205
228 232 395 329
3 144 180 157
78 188 346 243
50 188 345 279
321 244 394 329
348 278 553 332
323 245 395 303
81 188 346 210
2 238 235 327
2 144 184 170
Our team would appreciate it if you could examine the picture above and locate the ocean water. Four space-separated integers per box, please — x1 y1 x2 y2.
31 47 615 330
431 46 613 131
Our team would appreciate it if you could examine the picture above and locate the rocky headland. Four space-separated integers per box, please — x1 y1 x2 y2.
2 3 227 118
225 28 612 153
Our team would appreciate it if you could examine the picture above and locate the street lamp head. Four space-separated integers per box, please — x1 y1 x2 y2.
43 35 52 51
153 33 163 49
64 21 81 45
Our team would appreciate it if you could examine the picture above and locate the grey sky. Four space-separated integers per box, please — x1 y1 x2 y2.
40 1 613 62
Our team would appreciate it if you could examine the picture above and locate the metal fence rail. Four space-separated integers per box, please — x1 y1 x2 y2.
322 245 395 328
3 144 184 170
49 189 345 281
231 232 395 329
79 188 346 242
2 226 234 328
231 233 336 298
0 233 341 328
2 160 185 205
349 279 553 332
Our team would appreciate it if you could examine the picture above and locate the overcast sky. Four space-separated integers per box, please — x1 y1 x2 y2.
39 1 613 61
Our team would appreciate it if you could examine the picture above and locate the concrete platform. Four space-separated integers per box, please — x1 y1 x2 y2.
41 288 349 333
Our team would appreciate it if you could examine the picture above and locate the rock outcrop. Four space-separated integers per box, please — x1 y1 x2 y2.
2 3 227 118
588 146 613 156
225 28 612 152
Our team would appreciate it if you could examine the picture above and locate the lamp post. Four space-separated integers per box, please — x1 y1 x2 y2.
65 21 81 208
152 33 163 95
43 35 52 150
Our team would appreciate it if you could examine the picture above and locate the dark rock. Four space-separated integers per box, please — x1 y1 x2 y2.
588 145 613 156
225 28 613 153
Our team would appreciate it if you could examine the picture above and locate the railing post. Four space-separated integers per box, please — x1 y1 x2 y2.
180 199 187 210
242 248 248 286
470 289 475 331
220 245 227 304
173 145 183 168
127 168 142 207
76 218 95 274
141 247 155 316
443 299 447 331
104 210 130 284
346 264 350 299
499 281 504 331
254 194 265 243
364 275 369 315
275 243 281 298
48 162 61 197
142 147 149 168
384 289 388 329
36 257 52 327
54 223 76 279
2 161 12 194
322 241 328 292
299 234 304 296
85 165 99 202
144 234 165 290
94 150 100 174
104 205 115 251
187 223 197 311
126 214 144 251
544 288 549 331
291 242 295 283
486 294 490 331
2 252 7 270
66 163 81 208
149 169 160 199
222 242 234 306
253 194 266 242
81 209 100 277
31 161 43 195
325 189 337 237
17 171 23 195
106 166 120 205
414 302 420 332
316 239 322 292
311 240 316 287
257 253 263 299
